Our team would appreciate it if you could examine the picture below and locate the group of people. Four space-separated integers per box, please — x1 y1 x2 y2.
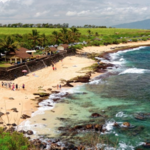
57 84 61 89
1 82 25 91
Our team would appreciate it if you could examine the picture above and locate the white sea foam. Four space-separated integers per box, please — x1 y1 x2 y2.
116 112 128 118
110 46 146 60
89 79 102 85
96 143 115 150
119 68 149 75
103 119 116 131
109 46 146 65
119 142 134 150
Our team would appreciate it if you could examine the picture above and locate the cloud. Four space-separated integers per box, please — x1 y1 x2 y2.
0 0 150 26
66 11 77 16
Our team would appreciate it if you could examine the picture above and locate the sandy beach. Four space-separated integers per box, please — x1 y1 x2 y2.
0 56 95 126
0 40 150 127
80 40 150 54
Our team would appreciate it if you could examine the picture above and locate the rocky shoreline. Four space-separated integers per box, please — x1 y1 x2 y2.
6 45 150 149
14 51 119 149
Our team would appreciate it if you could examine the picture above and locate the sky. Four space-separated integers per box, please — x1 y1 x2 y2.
0 0 149 26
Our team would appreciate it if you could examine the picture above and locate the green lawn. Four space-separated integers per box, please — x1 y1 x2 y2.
0 61 11 67
0 28 148 36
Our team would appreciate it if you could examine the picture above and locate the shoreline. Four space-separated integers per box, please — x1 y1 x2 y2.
0 40 150 130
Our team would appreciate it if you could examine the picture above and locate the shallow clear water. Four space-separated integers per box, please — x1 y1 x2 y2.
19 46 150 149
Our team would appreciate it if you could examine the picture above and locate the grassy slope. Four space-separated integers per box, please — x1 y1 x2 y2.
0 28 147 35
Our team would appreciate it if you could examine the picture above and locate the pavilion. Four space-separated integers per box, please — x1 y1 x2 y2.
7 47 31 63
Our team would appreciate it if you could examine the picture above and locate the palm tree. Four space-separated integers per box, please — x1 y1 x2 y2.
87 29 91 35
51 31 60 44
60 27 68 35
28 29 40 48
0 36 19 61
95 32 99 37
70 27 79 34
39 33 48 47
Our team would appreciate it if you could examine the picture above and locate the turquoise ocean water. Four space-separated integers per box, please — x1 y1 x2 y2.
19 46 150 149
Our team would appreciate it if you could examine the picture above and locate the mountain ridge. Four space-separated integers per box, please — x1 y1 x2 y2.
113 19 150 29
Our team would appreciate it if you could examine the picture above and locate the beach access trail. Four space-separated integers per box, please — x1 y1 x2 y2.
0 40 150 127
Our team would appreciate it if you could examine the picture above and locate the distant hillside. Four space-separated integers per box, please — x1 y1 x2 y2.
113 19 150 29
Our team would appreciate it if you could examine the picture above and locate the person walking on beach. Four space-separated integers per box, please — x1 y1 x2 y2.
57 84 59 89
53 66 54 71
9 83 11 89
12 84 15 91
59 84 61 89
16 84 18 90
22 84 25 90
2 82 4 87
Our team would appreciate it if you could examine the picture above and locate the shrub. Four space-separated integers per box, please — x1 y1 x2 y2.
121 38 127 43
142 37 147 41
91 40 100 46
70 44 84 50
112 40 120 44
0 129 32 150
132 38 138 42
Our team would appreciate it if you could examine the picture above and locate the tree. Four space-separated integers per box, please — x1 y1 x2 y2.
70 27 79 34
28 30 40 48
87 29 91 35
51 31 60 44
0 36 19 61
95 32 99 37
39 33 48 47
60 27 68 35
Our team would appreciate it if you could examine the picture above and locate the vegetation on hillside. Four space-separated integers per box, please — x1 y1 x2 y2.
0 27 150 57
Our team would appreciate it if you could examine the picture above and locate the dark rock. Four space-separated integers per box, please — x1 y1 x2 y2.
123 122 130 127
21 114 30 119
51 91 60 94
69 75 91 83
91 113 101 118
47 88 52 91
0 122 3 124
6 123 11 126
94 124 103 132
53 98 60 102
39 93 50 97
11 108 17 112
9 97 14 100
26 130 33 135
50 143 63 150
142 142 150 148
19 130 26 134
0 112 4 117
33 93 50 97
113 122 119 127
7 127 15 132
82 92 87 94
47 105 53 107
84 124 93 130
70 125 83 131
12 123 17 126
134 115 145 121
42 118 46 121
